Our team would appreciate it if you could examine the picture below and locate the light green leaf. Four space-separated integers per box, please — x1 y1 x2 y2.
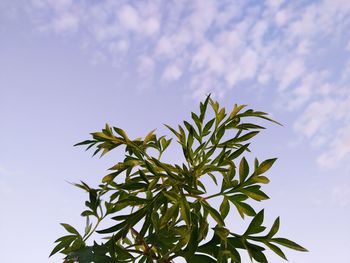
257 158 277 175
241 186 269 201
229 104 247 119
239 157 249 183
220 197 230 219
202 201 225 226
144 129 156 144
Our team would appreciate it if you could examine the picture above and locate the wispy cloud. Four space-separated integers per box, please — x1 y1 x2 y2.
25 0 350 168
331 184 350 207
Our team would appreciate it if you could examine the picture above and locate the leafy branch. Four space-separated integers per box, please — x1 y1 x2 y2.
51 95 307 263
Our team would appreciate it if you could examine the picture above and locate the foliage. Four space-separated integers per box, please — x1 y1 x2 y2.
51 96 307 262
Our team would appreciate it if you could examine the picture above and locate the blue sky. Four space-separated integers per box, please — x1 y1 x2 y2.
0 0 349 262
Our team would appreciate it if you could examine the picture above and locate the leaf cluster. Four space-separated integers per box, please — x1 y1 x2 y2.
51 96 307 262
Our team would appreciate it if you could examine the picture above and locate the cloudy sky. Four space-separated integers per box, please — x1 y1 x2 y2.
1 0 349 262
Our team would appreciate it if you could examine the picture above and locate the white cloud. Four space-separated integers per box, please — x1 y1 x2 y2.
25 0 350 168
162 64 182 81
155 36 174 57
118 5 139 32
138 56 155 77
52 12 78 33
238 48 258 80
294 98 336 138
108 40 129 54
144 17 160 36
275 9 290 27
330 185 350 207
266 0 285 9
279 59 305 91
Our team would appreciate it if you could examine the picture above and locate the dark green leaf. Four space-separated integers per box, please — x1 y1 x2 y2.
49 235 77 257
179 194 191 226
203 118 215 135
267 217 280 238
244 210 266 235
228 144 250 160
235 131 259 142
265 242 287 260
271 238 308 252
187 254 217 263
60 223 80 236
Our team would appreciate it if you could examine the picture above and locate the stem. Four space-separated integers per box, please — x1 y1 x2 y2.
205 190 227 200
83 215 105 242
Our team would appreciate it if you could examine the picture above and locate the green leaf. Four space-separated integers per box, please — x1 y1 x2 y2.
228 144 250 160
257 158 277 175
53 96 306 262
213 226 230 241
113 127 129 141
271 238 308 252
227 237 245 249
220 197 230 219
239 157 249 183
74 139 95 147
208 172 218 185
49 235 77 257
235 131 259 142
227 238 242 262
229 104 247 119
160 203 179 228
187 254 217 263
200 95 211 122
267 217 280 238
216 125 226 142
241 186 269 201
217 108 226 124
251 249 268 263
191 112 202 131
197 234 220 257
226 194 248 203
144 129 156 144
233 202 256 219
179 193 192 226
161 137 172 151
203 118 215 135
202 201 225 226
236 123 265 130
60 223 81 236
244 210 266 236
250 176 270 184
184 222 200 257
164 124 180 139
265 242 287 260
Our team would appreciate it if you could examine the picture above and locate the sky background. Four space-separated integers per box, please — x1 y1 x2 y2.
1 0 350 262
